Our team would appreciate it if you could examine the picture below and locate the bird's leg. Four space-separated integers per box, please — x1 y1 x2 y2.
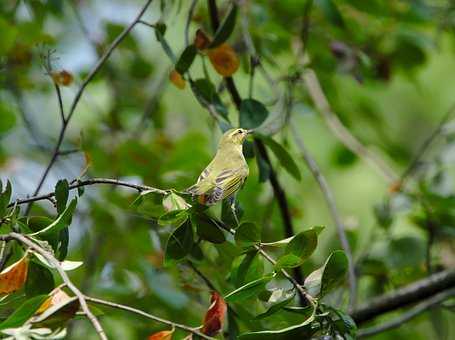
229 195 240 226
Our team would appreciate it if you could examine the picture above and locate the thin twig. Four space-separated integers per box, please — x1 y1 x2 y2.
8 177 169 207
27 0 154 210
301 67 398 184
291 124 357 310
7 232 107 340
84 296 215 340
400 102 455 187
213 220 314 306
357 288 455 338
185 0 198 47
186 260 217 291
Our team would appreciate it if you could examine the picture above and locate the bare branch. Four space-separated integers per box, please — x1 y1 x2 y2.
84 296 215 340
7 232 107 340
357 287 455 338
351 268 455 324
291 124 357 310
28 0 154 209
8 178 169 207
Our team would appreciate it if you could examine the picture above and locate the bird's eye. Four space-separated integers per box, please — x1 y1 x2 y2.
237 129 243 134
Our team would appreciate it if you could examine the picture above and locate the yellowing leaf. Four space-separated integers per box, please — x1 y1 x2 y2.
169 69 186 89
148 329 174 340
36 289 71 314
0 253 29 294
51 70 74 86
207 43 239 77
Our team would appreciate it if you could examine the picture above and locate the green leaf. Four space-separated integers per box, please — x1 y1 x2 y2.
131 190 165 218
162 192 191 212
191 213 226 244
230 251 264 287
175 44 197 74
254 294 295 319
57 228 69 261
0 180 12 218
191 78 228 119
274 254 304 271
239 304 316 337
285 229 318 260
235 222 261 247
210 4 238 48
25 261 55 297
158 209 188 226
225 273 275 302
329 306 357 336
260 136 301 181
261 236 294 247
304 250 348 297
54 179 69 214
29 198 77 237
165 220 194 262
240 99 269 130
0 295 48 330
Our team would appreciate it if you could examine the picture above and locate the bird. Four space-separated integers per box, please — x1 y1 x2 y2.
186 128 252 218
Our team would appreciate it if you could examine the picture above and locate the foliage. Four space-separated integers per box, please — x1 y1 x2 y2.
1 0 455 339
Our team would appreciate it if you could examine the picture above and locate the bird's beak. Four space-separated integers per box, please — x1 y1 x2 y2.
246 129 254 135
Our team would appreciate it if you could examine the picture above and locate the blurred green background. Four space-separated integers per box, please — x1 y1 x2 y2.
1 0 455 339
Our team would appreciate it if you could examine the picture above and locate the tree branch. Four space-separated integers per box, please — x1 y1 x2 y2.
357 287 455 338
301 67 398 184
84 296 215 340
291 125 357 310
27 0 154 209
8 178 169 208
351 268 455 324
5 232 107 340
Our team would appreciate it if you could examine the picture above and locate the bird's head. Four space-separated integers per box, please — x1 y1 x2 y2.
219 128 252 146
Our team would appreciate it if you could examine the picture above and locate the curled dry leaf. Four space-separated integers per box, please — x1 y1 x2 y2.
51 70 74 86
169 69 186 89
194 29 211 50
207 43 239 77
202 291 227 336
148 328 174 340
0 253 29 294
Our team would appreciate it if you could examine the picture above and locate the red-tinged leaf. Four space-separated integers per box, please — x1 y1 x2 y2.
0 253 29 294
202 291 227 336
148 329 174 340
207 43 239 77
194 29 211 50
169 69 186 89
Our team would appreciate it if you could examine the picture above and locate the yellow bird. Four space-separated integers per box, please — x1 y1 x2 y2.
187 128 252 208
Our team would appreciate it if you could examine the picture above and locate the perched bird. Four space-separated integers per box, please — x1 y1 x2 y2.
187 128 252 208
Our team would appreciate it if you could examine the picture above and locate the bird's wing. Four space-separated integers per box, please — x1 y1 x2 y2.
204 167 247 205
